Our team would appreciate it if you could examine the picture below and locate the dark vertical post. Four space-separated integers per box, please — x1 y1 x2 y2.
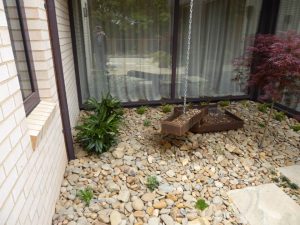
170 0 180 99
46 0 75 160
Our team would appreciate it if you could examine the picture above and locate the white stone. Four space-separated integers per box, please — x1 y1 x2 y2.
132 198 144 211
228 183 300 225
166 170 175 177
148 217 160 225
117 189 130 202
161 214 174 225
110 211 122 225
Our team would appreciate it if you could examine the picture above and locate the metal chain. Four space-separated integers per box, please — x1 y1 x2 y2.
183 0 194 114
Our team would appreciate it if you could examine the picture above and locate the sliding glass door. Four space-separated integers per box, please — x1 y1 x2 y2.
72 0 263 104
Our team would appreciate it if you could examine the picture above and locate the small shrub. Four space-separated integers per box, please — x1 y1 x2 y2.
281 175 290 183
272 177 279 182
195 199 209 211
77 187 93 205
136 106 148 115
258 122 265 128
75 94 123 154
146 176 159 192
291 124 300 132
257 103 269 113
143 119 151 127
161 104 172 113
273 111 285 121
200 102 208 106
218 100 230 107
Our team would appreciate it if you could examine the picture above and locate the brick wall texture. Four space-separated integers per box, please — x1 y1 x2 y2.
0 0 79 224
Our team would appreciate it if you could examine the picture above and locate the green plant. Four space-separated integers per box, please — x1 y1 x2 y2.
258 122 265 128
195 199 209 211
200 102 208 106
272 177 279 182
280 175 299 189
291 124 300 132
136 106 148 115
146 176 159 192
161 104 172 113
143 119 151 127
75 94 123 154
77 187 93 205
273 111 285 121
257 103 269 113
218 100 230 107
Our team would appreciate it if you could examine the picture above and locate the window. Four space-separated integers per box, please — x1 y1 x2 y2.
3 0 40 115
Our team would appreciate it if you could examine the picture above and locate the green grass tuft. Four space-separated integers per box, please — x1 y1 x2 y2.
136 106 148 115
273 111 285 121
146 176 159 192
143 119 151 127
290 124 300 132
218 100 230 107
77 187 93 205
195 199 209 211
161 104 173 113
257 103 270 113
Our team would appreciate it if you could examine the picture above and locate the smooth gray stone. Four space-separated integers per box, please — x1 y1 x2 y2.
278 165 300 187
228 183 300 225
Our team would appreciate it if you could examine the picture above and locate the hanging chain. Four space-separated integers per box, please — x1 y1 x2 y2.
183 0 194 114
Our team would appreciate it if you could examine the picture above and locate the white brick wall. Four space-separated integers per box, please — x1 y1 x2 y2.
56 0 79 127
0 0 79 224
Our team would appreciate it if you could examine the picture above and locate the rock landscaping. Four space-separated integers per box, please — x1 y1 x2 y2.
52 101 300 225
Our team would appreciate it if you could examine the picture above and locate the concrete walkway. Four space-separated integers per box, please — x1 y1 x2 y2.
278 165 300 187
228 183 300 225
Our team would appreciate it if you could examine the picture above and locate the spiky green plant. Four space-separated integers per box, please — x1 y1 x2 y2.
75 94 123 154
161 104 172 113
258 122 265 128
218 100 230 107
143 119 151 127
146 176 159 192
136 106 148 115
77 187 93 205
195 199 209 211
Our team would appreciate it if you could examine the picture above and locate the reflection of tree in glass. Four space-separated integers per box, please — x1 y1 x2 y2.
90 0 170 33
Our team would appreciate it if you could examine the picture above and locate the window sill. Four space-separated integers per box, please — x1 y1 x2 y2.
26 101 56 150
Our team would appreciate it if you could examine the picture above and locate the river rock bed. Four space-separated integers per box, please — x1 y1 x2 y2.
52 101 299 225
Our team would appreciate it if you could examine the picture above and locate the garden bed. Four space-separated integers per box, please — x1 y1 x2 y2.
53 101 300 225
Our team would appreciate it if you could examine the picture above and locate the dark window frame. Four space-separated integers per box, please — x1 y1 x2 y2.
4 0 40 115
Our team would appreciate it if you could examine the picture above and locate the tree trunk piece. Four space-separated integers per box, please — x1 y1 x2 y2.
259 101 274 149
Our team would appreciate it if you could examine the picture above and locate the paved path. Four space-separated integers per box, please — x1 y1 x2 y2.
228 183 300 225
278 165 300 187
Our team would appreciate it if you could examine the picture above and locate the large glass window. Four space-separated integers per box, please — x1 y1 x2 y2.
74 0 174 103
176 0 262 98
73 0 263 104
4 0 39 114
276 0 300 112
